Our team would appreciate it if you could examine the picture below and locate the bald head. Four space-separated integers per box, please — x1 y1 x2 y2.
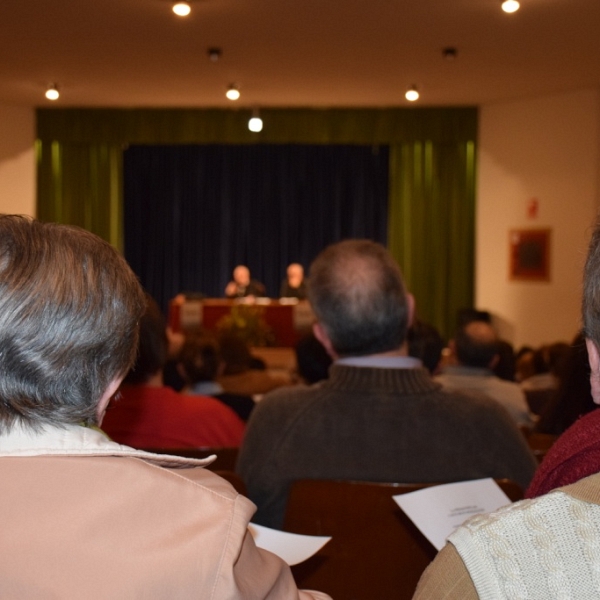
454 320 499 368
287 263 304 287
308 239 410 357
233 265 250 287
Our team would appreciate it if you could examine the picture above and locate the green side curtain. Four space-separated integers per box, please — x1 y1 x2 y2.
388 141 476 336
36 107 477 339
36 140 124 249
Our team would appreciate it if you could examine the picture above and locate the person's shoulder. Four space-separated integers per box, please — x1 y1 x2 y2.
54 449 246 506
562 407 600 436
259 381 326 405
431 384 499 409
433 372 454 387
491 376 526 394
248 383 326 423
164 462 240 496
446 484 600 600
180 391 228 407
123 453 251 504
126 385 185 400
538 407 600 456
535 408 600 463
431 385 521 423
455 484 600 542
180 392 245 422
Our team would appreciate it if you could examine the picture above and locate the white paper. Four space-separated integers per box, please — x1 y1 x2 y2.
393 478 512 550
248 523 331 566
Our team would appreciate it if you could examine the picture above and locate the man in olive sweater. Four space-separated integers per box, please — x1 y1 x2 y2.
236 240 537 530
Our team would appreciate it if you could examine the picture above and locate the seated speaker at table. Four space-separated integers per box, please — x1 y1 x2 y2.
224 264 266 298
280 263 307 300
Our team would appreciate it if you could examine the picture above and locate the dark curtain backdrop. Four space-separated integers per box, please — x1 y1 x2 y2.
124 144 389 310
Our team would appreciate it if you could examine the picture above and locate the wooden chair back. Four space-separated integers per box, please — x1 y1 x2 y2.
518 428 559 463
283 478 522 600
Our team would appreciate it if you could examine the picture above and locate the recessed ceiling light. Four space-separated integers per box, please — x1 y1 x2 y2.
501 0 520 14
226 85 240 101
248 109 263 132
173 1 191 17
405 85 419 102
45 84 59 101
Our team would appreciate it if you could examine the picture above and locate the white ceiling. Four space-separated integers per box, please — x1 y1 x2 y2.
1 0 599 109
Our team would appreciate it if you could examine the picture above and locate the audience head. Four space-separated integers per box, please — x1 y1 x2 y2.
286 263 304 287
547 341 570 377
536 331 595 435
0 215 145 432
407 319 445 374
295 332 333 384
453 320 499 369
515 346 536 382
124 294 168 385
233 265 251 287
531 346 550 374
218 331 253 375
308 239 412 358
492 339 517 381
178 332 221 384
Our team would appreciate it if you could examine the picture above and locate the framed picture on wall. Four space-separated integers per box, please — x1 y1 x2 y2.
509 229 551 281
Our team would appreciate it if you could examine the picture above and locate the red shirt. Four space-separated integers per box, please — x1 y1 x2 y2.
102 385 245 449
526 408 600 498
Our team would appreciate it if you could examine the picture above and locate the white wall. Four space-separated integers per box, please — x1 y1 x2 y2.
476 89 600 349
0 105 36 217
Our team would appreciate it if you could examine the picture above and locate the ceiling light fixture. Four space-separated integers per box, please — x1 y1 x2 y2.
226 84 240 101
442 47 457 61
405 85 419 102
172 1 191 16
45 84 59 101
208 47 222 62
501 0 520 13
248 108 263 133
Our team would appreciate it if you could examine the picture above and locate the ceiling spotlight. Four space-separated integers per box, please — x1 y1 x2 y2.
405 85 419 102
45 84 59 101
501 0 520 13
248 108 263 133
226 84 240 101
442 47 457 61
172 1 191 16
208 47 222 62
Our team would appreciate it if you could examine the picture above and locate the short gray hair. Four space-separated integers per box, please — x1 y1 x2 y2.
0 215 145 432
308 239 409 357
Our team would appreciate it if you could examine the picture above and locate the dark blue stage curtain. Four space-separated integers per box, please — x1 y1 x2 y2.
123 144 389 312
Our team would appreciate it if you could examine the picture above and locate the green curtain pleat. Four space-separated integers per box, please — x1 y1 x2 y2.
388 140 476 338
36 107 477 338
37 140 123 249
